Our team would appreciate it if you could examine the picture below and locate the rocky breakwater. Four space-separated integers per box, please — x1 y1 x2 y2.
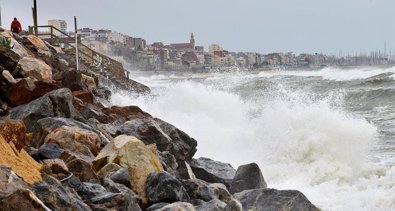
0 31 320 211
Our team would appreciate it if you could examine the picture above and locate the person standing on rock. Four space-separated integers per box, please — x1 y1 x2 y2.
10 17 22 34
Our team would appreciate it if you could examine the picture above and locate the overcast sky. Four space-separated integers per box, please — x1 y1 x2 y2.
1 0 394 55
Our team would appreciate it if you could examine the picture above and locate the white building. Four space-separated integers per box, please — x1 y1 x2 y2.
108 32 125 44
48 20 67 36
209 44 223 55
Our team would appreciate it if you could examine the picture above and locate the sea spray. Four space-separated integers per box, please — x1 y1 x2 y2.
113 69 395 210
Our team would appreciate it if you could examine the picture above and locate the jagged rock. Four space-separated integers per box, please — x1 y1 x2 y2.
6 79 58 106
60 150 97 182
177 161 196 180
73 89 94 104
154 118 197 161
33 117 109 149
42 158 69 175
182 179 231 203
234 188 320 211
224 199 242 211
53 57 69 72
102 105 151 123
0 189 51 211
195 199 227 211
81 105 108 123
96 163 122 179
155 202 196 211
18 56 52 82
159 151 178 177
146 171 189 204
229 163 267 194
0 134 42 184
44 126 101 157
2 69 16 84
0 45 20 73
92 135 163 204
89 192 131 211
102 178 142 210
189 157 236 189
22 35 51 58
32 142 64 160
110 167 131 188
9 88 77 135
82 74 97 91
0 119 30 151
0 166 29 198
147 202 170 211
9 36 30 58
77 182 107 200
62 69 86 91
33 175 91 211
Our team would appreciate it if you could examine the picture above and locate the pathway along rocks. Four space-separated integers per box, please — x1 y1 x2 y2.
0 32 320 210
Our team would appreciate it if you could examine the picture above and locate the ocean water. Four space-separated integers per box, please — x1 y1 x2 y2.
111 66 395 211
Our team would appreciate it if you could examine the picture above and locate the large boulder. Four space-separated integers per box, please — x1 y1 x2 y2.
44 126 101 157
0 189 51 211
229 163 267 194
0 45 20 72
234 188 320 211
9 88 77 134
6 79 58 106
22 35 51 58
18 56 52 83
92 135 163 203
101 105 151 124
117 117 197 162
0 134 42 184
195 199 227 211
33 175 91 211
189 157 236 188
146 171 189 204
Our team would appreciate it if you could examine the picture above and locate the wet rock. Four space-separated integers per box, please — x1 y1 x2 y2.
44 126 101 157
234 188 320 211
92 135 163 204
6 79 58 106
102 105 151 123
0 166 29 198
224 199 242 211
189 157 236 188
229 163 267 194
155 202 196 211
195 199 227 211
96 163 122 179
33 175 91 211
73 89 94 104
155 118 197 161
62 69 86 91
18 56 52 82
9 88 77 134
146 171 189 204
82 74 97 91
33 142 64 160
2 69 16 84
60 150 97 182
0 189 51 211
0 45 20 73
110 167 131 188
0 134 42 184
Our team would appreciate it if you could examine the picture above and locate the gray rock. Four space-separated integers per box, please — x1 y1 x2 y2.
234 188 320 211
102 178 142 209
189 157 236 188
0 45 20 73
229 163 267 194
110 167 131 188
32 142 64 160
146 171 190 204
147 203 170 211
78 182 107 200
0 166 29 198
33 175 91 211
195 199 227 211
182 179 231 203
224 199 243 211
208 183 232 202
156 202 196 211
0 189 51 211
9 88 77 136
159 151 178 177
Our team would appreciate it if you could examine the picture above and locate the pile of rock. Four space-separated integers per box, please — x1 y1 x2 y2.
0 32 320 210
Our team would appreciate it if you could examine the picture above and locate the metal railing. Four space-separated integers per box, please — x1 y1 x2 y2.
28 25 128 79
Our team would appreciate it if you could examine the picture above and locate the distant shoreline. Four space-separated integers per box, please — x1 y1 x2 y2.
250 63 395 72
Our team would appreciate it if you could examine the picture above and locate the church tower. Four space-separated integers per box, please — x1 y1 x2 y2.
190 32 195 48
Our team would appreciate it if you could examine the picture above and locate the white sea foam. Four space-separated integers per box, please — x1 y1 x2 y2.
111 73 395 211
257 66 395 81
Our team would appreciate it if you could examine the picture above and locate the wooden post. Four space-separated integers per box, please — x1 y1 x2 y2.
33 0 38 35
74 16 79 70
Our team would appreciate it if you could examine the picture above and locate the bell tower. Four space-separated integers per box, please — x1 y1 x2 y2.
190 32 195 48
